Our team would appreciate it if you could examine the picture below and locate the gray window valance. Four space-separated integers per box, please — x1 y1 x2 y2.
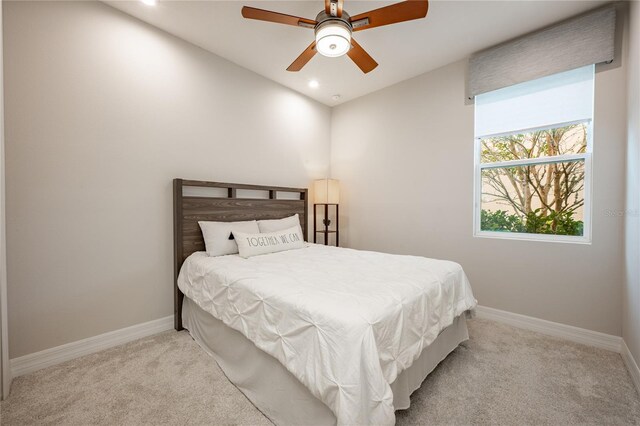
468 5 616 98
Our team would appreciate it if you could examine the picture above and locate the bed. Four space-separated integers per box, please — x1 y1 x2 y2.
173 179 477 426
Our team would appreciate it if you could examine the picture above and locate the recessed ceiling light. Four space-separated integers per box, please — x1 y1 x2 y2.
331 94 341 101
141 0 157 6
308 80 319 89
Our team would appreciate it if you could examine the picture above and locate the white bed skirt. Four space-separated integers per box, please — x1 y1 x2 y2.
183 296 469 425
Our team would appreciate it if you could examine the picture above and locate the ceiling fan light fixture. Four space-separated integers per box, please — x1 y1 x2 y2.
315 21 351 58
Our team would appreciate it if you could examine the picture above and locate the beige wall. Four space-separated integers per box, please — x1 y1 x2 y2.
624 0 640 363
3 1 331 358
2 0 633 361
331 56 627 335
0 0 9 399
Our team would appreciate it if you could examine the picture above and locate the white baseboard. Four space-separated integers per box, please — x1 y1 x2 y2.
10 315 174 378
475 305 622 353
622 340 640 395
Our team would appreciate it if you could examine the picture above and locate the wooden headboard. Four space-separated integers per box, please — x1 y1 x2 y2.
173 179 308 330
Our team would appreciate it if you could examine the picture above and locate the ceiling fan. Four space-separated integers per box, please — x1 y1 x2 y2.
241 0 429 74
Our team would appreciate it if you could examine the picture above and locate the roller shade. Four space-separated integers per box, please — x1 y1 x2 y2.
468 5 615 98
475 65 594 138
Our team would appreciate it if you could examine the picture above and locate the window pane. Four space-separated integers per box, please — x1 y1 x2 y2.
480 160 585 236
480 123 588 164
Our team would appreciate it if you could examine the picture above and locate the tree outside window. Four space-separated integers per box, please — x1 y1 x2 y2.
478 122 588 238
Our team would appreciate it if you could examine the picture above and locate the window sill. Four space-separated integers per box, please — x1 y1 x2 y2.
474 231 592 245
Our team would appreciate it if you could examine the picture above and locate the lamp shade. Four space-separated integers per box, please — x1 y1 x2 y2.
314 179 340 204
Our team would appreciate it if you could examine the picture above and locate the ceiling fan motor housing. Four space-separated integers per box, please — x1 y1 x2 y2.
314 11 352 57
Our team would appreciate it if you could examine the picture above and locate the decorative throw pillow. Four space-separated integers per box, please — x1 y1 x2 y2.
198 220 260 257
234 225 305 258
257 214 300 233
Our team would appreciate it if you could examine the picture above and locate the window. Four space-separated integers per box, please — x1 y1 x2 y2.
474 65 594 243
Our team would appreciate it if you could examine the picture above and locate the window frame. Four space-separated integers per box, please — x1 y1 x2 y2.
473 119 593 244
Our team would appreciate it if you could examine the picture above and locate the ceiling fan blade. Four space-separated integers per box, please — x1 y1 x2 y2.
287 42 317 72
241 6 316 28
325 0 344 17
347 38 378 73
350 0 429 32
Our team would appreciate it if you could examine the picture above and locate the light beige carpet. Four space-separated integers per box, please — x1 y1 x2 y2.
2 318 639 425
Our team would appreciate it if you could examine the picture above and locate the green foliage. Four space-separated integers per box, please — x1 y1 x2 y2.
524 209 584 236
481 209 583 236
480 209 526 233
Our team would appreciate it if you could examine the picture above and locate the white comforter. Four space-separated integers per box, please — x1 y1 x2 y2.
178 244 476 425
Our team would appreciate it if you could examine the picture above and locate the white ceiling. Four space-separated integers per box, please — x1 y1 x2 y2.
105 0 609 106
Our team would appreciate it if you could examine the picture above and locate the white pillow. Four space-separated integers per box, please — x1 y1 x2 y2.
257 214 300 233
198 220 260 257
234 225 305 258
